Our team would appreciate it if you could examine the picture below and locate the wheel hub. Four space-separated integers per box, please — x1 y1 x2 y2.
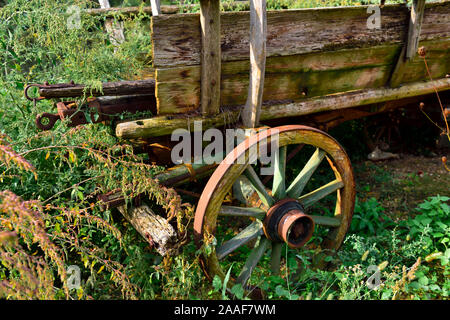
263 198 315 248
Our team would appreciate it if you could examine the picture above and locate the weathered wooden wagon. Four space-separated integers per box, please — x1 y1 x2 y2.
27 0 450 294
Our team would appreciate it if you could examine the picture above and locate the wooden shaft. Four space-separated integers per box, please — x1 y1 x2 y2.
241 0 267 128
200 0 221 115
38 79 155 98
406 0 426 60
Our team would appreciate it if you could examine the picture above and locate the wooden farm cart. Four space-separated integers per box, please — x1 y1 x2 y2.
27 0 450 293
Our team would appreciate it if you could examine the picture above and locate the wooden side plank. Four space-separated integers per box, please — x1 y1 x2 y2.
155 39 449 114
151 2 450 68
200 0 221 115
116 77 450 139
242 0 267 127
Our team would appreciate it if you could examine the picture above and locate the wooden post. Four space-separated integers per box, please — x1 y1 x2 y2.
406 0 426 60
200 0 221 115
389 0 426 87
241 0 267 128
150 0 161 16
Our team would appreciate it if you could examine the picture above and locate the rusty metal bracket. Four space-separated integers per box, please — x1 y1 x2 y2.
34 94 156 131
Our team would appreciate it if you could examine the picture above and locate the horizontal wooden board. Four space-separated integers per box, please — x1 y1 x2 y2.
116 77 450 139
155 39 449 114
151 2 450 68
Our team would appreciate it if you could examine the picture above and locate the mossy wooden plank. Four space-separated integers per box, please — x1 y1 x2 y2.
395 38 450 85
116 77 450 139
390 37 450 87
151 2 450 68
156 39 449 114
156 44 399 114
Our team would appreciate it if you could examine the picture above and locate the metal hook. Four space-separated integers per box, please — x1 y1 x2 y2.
24 84 45 102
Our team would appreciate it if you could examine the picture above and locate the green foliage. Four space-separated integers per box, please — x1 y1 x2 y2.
0 0 447 301
210 267 248 300
230 196 449 300
404 195 449 253
350 197 394 235
0 0 196 300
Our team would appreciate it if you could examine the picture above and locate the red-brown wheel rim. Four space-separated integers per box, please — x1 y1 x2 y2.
194 125 355 290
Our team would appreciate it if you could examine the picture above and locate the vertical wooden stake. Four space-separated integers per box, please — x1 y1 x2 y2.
200 0 221 116
150 0 161 16
241 0 267 128
406 0 426 60
389 0 426 87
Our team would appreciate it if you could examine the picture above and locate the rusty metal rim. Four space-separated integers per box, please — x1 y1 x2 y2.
277 209 315 249
262 198 299 242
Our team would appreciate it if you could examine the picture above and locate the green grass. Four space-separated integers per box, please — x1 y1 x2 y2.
0 0 448 300
210 195 449 300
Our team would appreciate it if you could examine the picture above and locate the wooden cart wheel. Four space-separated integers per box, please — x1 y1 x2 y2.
194 125 355 291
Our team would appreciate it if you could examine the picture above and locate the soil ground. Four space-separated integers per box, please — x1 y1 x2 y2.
353 153 450 221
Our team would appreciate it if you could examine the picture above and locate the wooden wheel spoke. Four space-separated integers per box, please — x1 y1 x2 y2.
310 215 341 227
286 148 326 199
232 176 255 205
216 221 263 260
270 242 283 275
219 206 266 219
194 125 356 291
236 237 270 286
298 179 344 208
272 146 287 200
244 165 275 207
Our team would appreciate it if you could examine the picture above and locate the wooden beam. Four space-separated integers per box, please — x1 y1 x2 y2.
406 0 426 60
85 2 251 17
241 0 267 128
116 77 450 139
390 0 427 87
200 0 221 115
38 79 155 98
